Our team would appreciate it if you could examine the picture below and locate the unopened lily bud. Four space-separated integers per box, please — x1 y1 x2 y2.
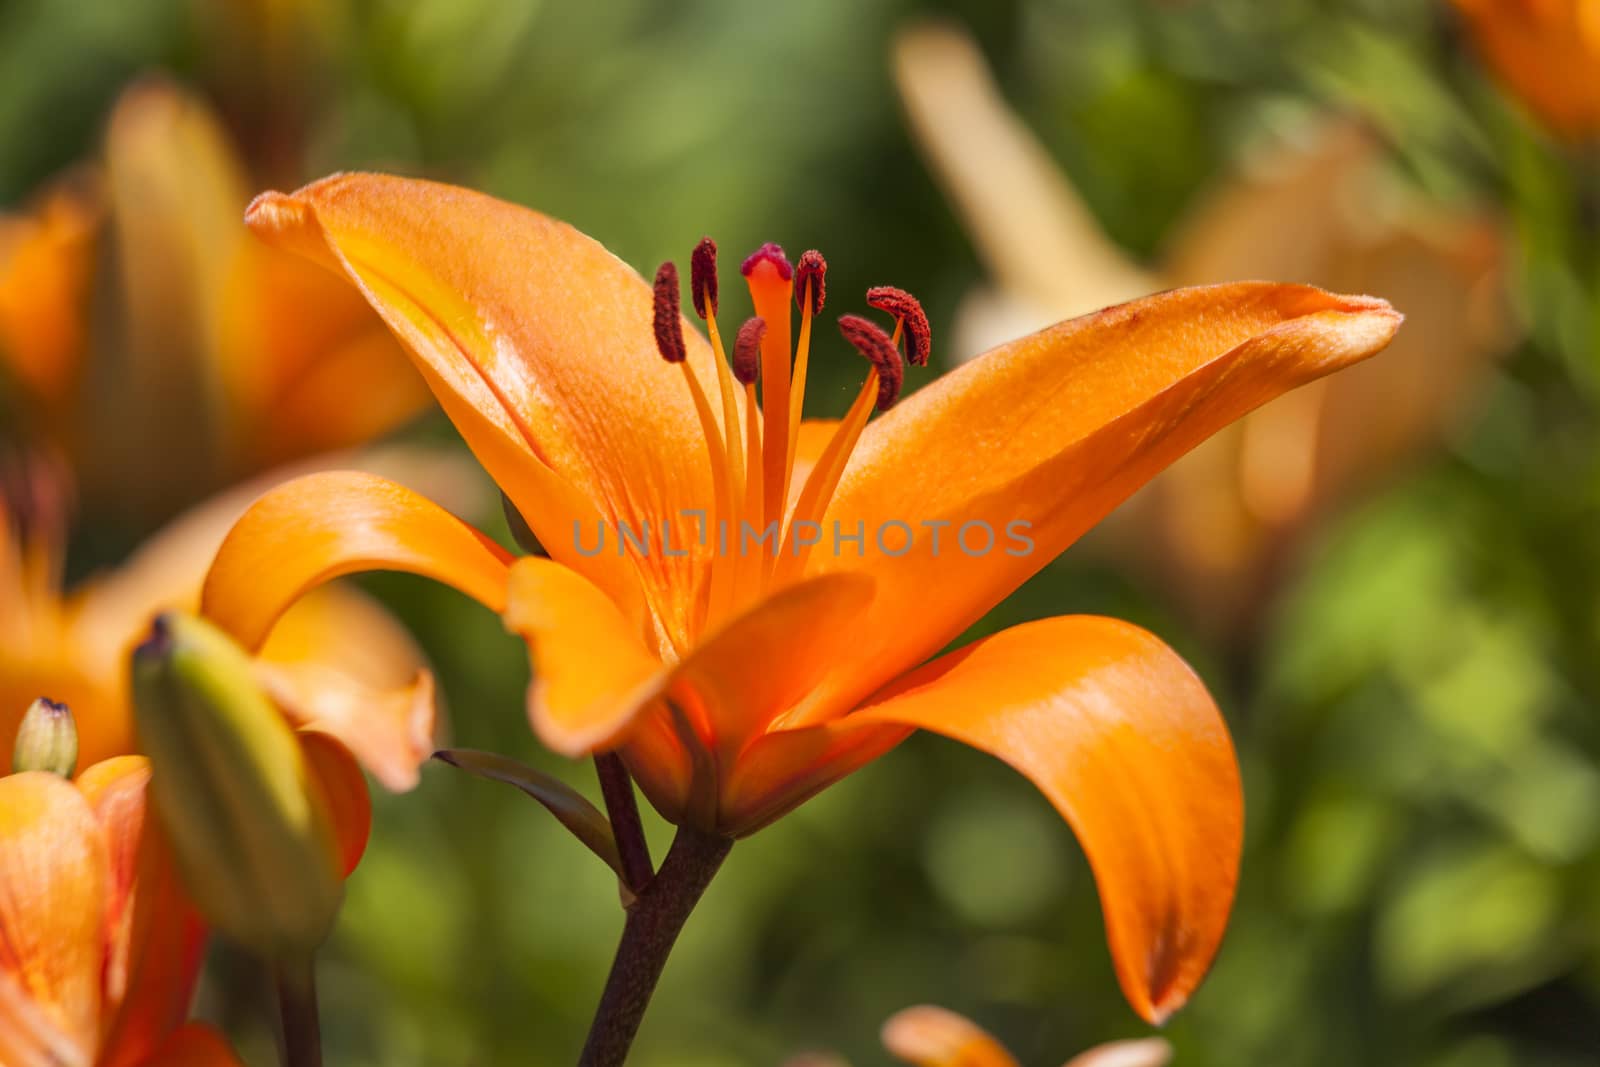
12 698 78 777
131 611 342 962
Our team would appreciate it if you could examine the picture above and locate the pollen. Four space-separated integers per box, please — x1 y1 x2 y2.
866 286 932 366
652 262 688 363
733 317 765 385
838 314 905 410
691 237 719 320
795 250 827 315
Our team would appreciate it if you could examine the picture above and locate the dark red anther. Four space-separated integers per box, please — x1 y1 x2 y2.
794 250 827 315
691 237 718 319
740 242 793 281
732 317 766 385
653 262 687 364
865 286 932 367
838 314 904 411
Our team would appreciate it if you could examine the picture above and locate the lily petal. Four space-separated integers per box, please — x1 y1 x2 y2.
623 573 875 828
732 616 1238 1020
1453 0 1600 139
0 772 108 1067
255 583 437 791
76 759 204 1067
852 616 1240 1023
881 1005 1020 1067
789 419 840 506
201 470 513 650
1161 120 1381 288
220 226 429 471
0 177 99 414
502 556 662 758
1062 1038 1172 1067
806 283 1400 719
298 732 373 879
244 173 729 651
76 79 249 516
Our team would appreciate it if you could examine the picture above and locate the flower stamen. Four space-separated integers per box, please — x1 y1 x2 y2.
687 240 749 623
866 286 932 366
652 263 689 364
787 250 827 468
773 313 904 579
838 314 905 411
656 261 735 628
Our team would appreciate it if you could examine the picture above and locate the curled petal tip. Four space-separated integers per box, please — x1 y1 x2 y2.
242 189 339 271
243 189 302 232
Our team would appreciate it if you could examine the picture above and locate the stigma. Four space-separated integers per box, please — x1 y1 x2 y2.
651 238 931 628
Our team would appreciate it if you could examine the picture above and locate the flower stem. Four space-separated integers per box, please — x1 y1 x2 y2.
595 753 654 894
578 826 732 1066
274 956 322 1067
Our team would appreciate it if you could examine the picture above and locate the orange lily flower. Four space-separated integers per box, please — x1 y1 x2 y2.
0 443 457 785
0 756 241 1067
203 172 1398 1021
879 1005 1170 1067
1453 0 1600 139
0 78 427 523
1 447 423 1061
895 21 1511 636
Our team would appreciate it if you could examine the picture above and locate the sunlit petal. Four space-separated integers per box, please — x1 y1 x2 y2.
245 172 734 649
0 772 107 1067
201 469 513 650
804 283 1400 720
256 583 437 791
77 759 205 1067
502 556 662 758
849 616 1241 1023
734 616 1239 1019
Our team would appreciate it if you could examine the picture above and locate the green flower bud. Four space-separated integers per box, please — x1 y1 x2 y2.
12 698 78 777
131 611 342 962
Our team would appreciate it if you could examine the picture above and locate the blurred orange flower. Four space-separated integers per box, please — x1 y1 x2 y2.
1453 0 1600 139
0 79 428 524
0 441 458 1061
895 21 1513 637
0 448 447 788
0 757 240 1067
205 174 1397 1020
879 1005 1170 1067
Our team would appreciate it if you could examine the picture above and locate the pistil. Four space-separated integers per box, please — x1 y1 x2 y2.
740 245 794 535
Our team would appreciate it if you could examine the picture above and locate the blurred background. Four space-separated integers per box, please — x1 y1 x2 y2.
2 0 1598 1064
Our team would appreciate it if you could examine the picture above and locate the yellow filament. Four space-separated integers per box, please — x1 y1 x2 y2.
703 315 748 628
677 360 734 629
735 381 766 609
704 314 747 502
787 282 815 472
772 319 903 584
772 371 878 585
